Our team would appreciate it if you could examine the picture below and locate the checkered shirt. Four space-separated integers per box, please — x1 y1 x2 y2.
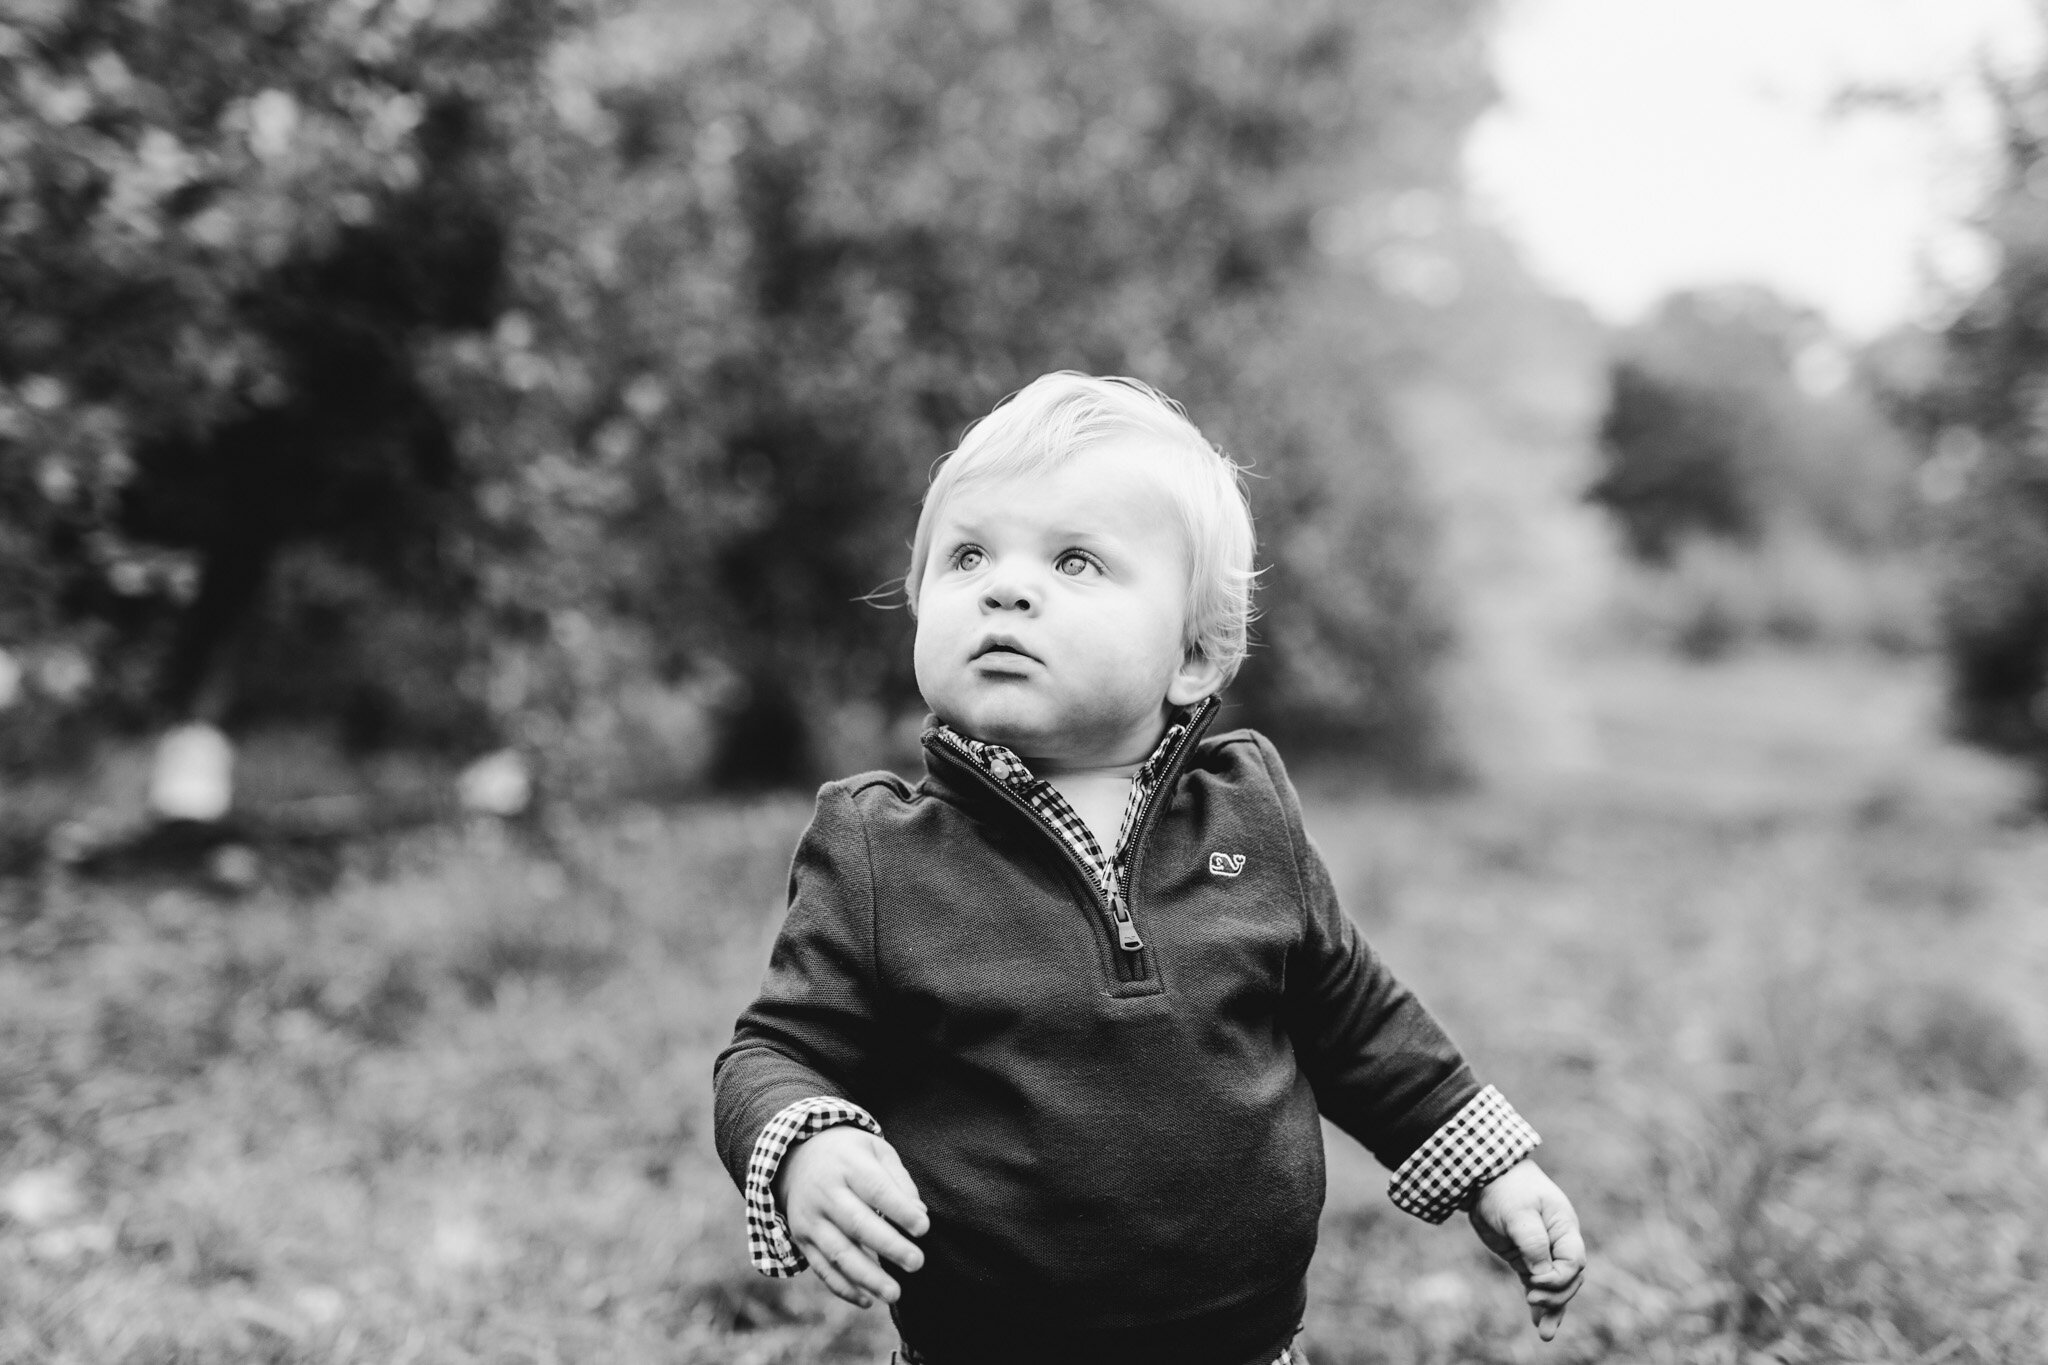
743 728 1540 1276
1385 1084 1540 1223
928 718 1188 913
745 1096 884 1275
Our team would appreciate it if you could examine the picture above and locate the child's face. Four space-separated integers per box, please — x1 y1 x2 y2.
913 437 1223 769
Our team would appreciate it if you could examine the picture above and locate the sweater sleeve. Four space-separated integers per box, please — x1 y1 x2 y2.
1256 734 1485 1171
713 782 888 1200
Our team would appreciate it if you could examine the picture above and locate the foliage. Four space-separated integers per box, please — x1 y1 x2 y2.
3 0 1501 790
449 0 1494 784
1927 55 2048 782
1589 287 1921 566
1210 286 1462 773
0 0 570 763
1612 534 1933 661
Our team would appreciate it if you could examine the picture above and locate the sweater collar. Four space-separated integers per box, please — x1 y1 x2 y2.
934 717 1183 796
922 695 1222 810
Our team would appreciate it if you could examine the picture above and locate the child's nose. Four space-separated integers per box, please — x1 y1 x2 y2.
981 580 1035 612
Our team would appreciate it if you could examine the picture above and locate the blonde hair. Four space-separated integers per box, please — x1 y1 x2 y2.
906 372 1258 685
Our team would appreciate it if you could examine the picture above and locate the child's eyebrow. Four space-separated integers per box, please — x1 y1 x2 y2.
1042 522 1127 547
939 515 1123 545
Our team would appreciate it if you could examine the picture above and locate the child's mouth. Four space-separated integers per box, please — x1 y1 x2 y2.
973 640 1038 664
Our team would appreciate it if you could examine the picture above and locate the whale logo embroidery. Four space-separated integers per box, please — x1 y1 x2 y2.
1208 852 1247 877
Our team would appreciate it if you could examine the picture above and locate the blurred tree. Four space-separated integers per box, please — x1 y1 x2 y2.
5 0 1497 792
1929 57 2048 781
0 0 564 764
443 0 1492 784
1595 358 1764 559
1590 287 1919 564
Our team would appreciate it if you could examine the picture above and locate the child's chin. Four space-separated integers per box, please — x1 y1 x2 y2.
950 699 1055 747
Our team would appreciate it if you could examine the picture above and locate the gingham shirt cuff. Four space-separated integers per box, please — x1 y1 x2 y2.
744 1096 883 1276
1386 1084 1540 1224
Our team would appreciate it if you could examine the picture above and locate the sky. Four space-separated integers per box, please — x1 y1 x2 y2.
1465 0 2044 339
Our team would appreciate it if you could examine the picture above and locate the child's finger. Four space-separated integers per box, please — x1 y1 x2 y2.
1543 1208 1586 1278
869 1139 930 1234
803 1235 876 1308
1526 1275 1581 1311
1525 1261 1582 1341
849 1151 930 1240
1499 1207 1557 1281
1529 1257 1584 1298
808 1227 900 1306
828 1184 926 1274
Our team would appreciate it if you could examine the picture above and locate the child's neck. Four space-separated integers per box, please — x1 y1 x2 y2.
1041 767 1139 856
1012 710 1175 781
992 717 1177 854
1029 744 1160 856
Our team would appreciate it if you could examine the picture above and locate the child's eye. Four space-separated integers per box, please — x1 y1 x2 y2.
1055 551 1098 577
950 546 985 572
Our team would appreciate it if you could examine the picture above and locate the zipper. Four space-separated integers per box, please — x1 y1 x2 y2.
928 729 1131 957
1115 705 1211 920
1106 888 1144 951
925 698 1220 977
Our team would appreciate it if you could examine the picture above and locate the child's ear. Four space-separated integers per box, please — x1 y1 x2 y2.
1166 648 1225 706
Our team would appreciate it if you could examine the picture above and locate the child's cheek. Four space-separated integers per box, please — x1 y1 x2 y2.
910 606 963 715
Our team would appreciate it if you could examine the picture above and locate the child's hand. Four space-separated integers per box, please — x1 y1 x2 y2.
775 1125 930 1309
1467 1158 1585 1340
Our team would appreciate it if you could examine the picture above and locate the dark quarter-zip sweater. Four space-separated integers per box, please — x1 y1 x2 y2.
713 709 1482 1365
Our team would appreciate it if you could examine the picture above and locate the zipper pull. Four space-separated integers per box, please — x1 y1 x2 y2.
1109 894 1144 952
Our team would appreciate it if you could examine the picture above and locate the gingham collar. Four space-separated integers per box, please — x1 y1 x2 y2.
929 707 1199 901
934 717 1187 806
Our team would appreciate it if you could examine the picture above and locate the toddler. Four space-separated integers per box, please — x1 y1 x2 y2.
714 374 1584 1365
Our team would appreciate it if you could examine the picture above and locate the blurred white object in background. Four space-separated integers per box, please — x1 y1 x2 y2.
32 645 91 702
0 647 20 710
458 748 532 817
148 722 234 822
2 1165 85 1228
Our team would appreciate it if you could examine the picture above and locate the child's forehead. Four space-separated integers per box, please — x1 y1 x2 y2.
940 435 1188 523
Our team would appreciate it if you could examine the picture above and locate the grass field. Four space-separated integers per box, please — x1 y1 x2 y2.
3 648 2046 1364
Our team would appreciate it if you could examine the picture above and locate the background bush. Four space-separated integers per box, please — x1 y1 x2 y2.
1592 288 1919 564
0 0 565 766
1 0 1501 792
1587 286 1933 659
1925 59 2048 788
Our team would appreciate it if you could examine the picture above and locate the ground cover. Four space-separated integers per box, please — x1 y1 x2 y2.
2 649 2044 1363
